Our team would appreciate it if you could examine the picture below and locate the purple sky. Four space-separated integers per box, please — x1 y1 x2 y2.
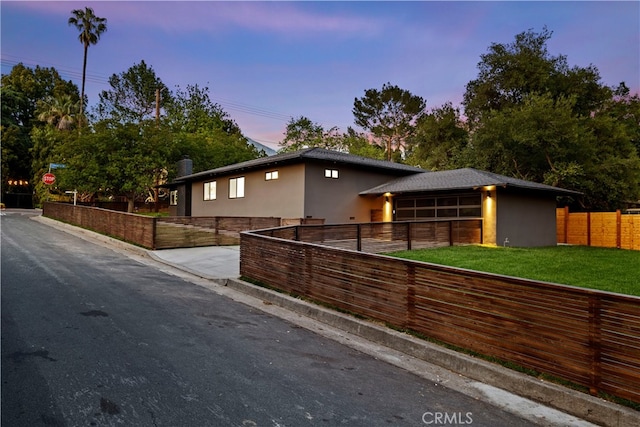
2 1 639 150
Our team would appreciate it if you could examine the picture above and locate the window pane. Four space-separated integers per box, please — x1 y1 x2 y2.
437 197 458 206
204 181 216 200
437 208 458 218
229 179 237 198
397 210 414 220
396 200 414 208
325 169 338 178
209 181 216 200
459 195 480 206
415 198 435 207
237 177 245 198
416 209 435 218
460 207 481 217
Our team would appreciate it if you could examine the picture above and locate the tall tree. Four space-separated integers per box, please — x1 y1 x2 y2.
353 83 426 161
36 94 80 131
164 84 261 177
165 84 240 136
68 7 107 119
1 64 79 200
405 103 468 170
463 27 609 126
279 116 342 152
96 60 171 123
461 27 639 209
58 120 171 213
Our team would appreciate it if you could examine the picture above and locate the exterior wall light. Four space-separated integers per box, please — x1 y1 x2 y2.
486 191 491 198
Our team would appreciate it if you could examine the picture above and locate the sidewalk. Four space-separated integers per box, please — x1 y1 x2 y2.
30 214 638 427
149 245 241 279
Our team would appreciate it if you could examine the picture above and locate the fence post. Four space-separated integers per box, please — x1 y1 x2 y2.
588 295 602 396
407 222 412 251
587 212 592 246
563 206 569 244
152 217 157 250
449 221 454 246
616 210 622 249
357 224 362 252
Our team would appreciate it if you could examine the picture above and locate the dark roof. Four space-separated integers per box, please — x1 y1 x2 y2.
360 168 581 196
172 147 423 183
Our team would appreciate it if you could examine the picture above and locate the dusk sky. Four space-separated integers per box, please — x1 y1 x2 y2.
2 1 639 150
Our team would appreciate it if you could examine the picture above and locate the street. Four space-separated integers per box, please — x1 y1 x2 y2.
1 211 539 426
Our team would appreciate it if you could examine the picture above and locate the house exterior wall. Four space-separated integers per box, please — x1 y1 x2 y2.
496 191 557 247
190 163 306 218
302 162 395 223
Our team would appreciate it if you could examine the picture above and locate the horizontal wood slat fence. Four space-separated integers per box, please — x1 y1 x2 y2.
155 216 281 249
241 223 640 405
43 202 282 249
44 202 156 248
257 219 483 253
557 207 640 250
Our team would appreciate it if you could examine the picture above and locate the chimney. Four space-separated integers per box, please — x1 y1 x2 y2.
177 156 193 177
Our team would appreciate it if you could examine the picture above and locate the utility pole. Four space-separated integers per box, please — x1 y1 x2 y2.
154 88 161 212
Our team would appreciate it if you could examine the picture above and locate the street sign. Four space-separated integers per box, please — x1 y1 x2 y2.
42 172 56 185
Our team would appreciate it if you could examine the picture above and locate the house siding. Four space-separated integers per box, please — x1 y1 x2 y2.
496 191 557 247
303 162 395 223
190 163 306 218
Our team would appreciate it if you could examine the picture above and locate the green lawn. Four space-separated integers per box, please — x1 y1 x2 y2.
388 245 640 296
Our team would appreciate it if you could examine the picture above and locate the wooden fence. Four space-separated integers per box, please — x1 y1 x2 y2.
240 225 640 405
557 207 640 250
259 219 483 253
43 202 282 249
44 202 156 248
155 216 281 249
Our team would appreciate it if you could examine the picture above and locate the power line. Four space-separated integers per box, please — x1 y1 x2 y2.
1 53 293 125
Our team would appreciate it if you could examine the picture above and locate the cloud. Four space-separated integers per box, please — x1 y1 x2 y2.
11 1 381 37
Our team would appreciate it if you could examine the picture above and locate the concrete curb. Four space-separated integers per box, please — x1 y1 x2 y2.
222 278 637 427
32 215 638 426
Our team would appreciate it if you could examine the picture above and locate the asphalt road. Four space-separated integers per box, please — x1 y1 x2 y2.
1 211 539 427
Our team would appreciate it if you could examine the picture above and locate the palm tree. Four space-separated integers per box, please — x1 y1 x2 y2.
36 94 81 130
68 7 107 122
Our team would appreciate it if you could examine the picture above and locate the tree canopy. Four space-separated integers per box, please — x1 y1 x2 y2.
96 60 171 123
457 27 639 210
1 64 79 194
353 83 426 161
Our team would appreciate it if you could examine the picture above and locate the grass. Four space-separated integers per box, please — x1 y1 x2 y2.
136 211 169 217
388 245 640 296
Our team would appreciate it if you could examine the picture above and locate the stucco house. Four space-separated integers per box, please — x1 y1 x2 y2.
168 148 578 247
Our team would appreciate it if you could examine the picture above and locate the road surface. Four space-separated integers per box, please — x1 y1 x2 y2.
2 210 542 426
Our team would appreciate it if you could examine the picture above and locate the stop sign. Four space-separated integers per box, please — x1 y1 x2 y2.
42 172 56 185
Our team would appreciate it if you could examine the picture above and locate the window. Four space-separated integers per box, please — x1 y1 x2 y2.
394 194 482 220
325 169 339 179
169 190 178 206
265 170 279 180
203 181 216 201
229 177 245 198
